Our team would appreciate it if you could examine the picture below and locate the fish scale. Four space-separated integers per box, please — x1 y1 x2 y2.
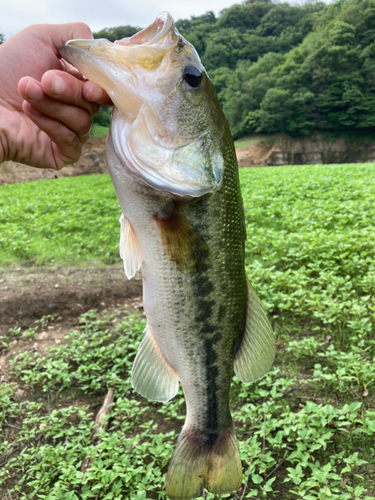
60 11 275 500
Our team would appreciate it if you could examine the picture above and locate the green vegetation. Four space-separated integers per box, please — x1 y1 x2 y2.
234 135 268 148
91 123 109 138
218 0 375 138
91 105 110 137
1 163 374 498
0 175 120 266
92 0 375 139
93 25 141 42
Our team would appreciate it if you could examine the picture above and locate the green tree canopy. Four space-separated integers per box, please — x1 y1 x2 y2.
93 25 140 42
92 0 375 138
217 0 375 137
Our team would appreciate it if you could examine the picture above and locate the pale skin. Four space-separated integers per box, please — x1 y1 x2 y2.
0 22 112 170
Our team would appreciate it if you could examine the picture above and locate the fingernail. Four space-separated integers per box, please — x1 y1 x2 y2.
50 74 66 96
84 83 104 102
24 81 43 101
24 102 42 116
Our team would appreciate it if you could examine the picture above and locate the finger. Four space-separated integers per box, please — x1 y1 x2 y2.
22 100 84 168
42 70 111 108
59 59 87 81
19 77 94 136
83 81 112 105
40 71 100 116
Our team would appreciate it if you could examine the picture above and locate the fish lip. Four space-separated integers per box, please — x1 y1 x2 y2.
59 38 112 59
62 39 96 50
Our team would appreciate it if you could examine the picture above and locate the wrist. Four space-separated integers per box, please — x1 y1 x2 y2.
0 106 6 164
0 104 20 164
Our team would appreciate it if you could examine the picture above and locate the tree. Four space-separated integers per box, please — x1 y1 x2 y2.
202 28 244 70
93 26 140 42
90 0 375 138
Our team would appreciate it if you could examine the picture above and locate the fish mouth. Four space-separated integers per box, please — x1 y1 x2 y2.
60 12 179 71
115 11 177 48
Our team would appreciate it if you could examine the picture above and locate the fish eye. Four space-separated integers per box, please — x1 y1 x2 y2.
183 66 202 88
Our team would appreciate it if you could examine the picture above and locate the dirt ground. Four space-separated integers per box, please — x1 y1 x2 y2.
0 137 108 186
0 261 143 375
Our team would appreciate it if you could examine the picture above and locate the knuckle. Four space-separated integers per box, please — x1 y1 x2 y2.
78 114 92 134
73 22 92 38
90 104 101 117
70 147 82 163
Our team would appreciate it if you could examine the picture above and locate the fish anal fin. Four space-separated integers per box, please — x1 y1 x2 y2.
131 327 179 403
234 278 275 384
165 425 242 500
119 214 142 279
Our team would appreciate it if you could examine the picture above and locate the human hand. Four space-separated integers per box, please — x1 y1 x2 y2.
0 23 111 170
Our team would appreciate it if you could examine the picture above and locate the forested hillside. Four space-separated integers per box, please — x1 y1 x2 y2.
92 0 375 139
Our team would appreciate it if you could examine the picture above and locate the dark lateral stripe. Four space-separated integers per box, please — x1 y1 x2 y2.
154 210 210 272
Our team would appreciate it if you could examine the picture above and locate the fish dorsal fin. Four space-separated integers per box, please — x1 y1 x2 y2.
132 327 179 402
234 279 275 384
119 214 142 279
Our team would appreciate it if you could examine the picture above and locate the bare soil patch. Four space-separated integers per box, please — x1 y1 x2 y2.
0 262 142 373
0 262 142 331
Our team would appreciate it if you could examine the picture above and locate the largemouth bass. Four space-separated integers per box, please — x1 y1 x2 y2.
60 12 275 500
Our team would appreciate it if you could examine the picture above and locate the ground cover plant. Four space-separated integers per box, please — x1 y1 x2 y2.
0 175 120 266
1 162 375 499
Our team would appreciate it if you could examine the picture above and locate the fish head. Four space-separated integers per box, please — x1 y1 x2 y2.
60 12 227 197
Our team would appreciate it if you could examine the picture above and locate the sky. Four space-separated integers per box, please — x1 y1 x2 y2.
0 0 239 39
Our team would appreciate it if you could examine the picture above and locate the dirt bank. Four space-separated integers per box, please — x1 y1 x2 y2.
0 137 107 186
3 132 375 185
236 132 375 167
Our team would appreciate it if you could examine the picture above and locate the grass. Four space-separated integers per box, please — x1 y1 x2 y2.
1 162 375 499
91 123 109 138
234 135 270 148
0 175 120 266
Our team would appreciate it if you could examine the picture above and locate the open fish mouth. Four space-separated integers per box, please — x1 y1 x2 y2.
115 11 178 49
60 12 180 79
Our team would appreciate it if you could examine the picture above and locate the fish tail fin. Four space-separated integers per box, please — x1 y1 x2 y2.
165 425 242 500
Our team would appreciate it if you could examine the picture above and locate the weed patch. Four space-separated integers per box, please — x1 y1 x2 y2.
1 162 375 498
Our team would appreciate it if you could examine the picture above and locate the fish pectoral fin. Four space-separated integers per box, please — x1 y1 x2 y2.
233 278 275 384
119 214 142 279
131 327 179 403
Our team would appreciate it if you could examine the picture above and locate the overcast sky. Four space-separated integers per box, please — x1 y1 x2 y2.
1 0 239 39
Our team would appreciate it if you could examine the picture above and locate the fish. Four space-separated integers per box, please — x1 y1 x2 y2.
60 12 275 500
